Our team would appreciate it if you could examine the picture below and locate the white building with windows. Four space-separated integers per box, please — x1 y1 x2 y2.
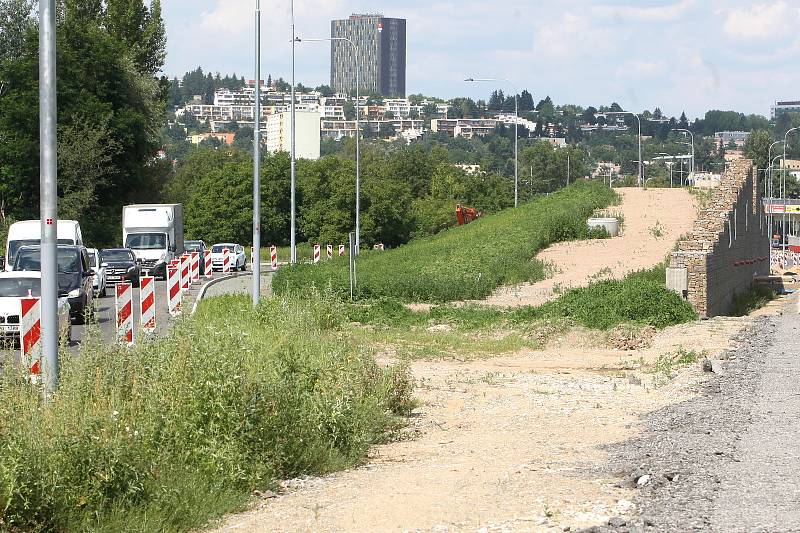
264 111 320 160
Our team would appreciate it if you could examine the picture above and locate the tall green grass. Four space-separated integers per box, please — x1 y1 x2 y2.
0 294 412 532
273 182 618 302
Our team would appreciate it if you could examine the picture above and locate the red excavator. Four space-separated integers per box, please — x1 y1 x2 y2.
456 204 482 226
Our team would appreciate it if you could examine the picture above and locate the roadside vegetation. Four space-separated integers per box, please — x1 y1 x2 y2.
0 295 412 532
274 181 618 302
730 285 776 316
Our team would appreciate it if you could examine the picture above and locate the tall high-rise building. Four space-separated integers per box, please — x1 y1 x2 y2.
331 14 406 97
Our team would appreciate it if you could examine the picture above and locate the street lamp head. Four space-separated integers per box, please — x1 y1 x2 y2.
464 77 475 82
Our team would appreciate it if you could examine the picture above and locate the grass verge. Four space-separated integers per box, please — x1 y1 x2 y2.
273 181 618 302
0 294 412 532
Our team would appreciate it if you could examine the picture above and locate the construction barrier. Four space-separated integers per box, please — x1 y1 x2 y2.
167 264 181 316
223 248 231 274
115 282 133 346
327 244 333 260
204 250 213 279
180 254 190 291
339 244 345 257
190 251 200 283
140 276 156 333
313 244 321 263
271 245 278 271
20 297 42 381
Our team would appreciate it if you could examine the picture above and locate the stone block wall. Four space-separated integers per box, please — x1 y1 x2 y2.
668 159 770 317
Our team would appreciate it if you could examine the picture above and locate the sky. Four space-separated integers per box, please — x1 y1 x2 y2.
160 0 800 120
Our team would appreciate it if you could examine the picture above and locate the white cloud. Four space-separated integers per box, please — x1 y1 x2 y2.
722 1 800 40
617 60 666 76
533 12 617 59
592 0 696 22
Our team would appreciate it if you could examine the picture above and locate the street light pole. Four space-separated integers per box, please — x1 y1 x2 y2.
767 140 784 241
39 0 59 394
673 128 695 177
251 0 261 307
289 0 297 264
297 36 361 251
607 111 642 186
782 127 800 254
465 77 519 206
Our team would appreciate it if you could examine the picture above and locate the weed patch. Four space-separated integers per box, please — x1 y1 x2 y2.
0 294 412 532
730 285 776 316
273 182 617 302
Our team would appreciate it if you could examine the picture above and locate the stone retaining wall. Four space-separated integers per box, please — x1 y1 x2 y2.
667 159 769 317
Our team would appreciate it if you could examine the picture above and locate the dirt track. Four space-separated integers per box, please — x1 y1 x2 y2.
485 188 697 308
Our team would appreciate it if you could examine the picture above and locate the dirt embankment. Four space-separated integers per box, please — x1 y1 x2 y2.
485 188 697 308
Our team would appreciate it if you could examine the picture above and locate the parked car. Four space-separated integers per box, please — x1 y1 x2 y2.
0 272 71 341
86 248 107 297
13 244 94 324
100 248 141 288
184 240 208 274
210 243 247 272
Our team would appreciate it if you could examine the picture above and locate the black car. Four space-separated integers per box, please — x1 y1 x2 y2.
13 244 95 324
100 248 142 288
184 240 207 275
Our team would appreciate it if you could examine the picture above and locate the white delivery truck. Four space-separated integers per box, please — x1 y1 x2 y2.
5 219 83 272
122 204 183 279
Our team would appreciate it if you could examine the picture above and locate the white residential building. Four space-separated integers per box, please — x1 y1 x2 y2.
384 98 411 118
265 111 320 160
321 119 357 140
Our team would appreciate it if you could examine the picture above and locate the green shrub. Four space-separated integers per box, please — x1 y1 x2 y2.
273 182 618 302
525 266 697 329
0 293 412 532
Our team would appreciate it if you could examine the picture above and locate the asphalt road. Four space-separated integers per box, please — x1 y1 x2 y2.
594 297 800 532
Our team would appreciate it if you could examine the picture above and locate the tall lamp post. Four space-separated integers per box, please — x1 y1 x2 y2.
769 154 783 239
297 36 361 251
465 77 519 207
672 128 694 178
606 111 642 186
289 0 297 263
251 0 261 307
40 0 59 394
782 127 800 254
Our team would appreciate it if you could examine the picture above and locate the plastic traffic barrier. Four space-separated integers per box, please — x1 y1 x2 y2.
339 244 345 257
204 250 213 279
115 282 133 345
313 244 320 263
190 251 200 283
139 276 156 333
223 248 231 274
20 297 42 381
167 263 181 316
271 245 278 271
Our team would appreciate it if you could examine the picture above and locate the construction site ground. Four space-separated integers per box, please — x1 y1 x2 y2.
208 188 777 532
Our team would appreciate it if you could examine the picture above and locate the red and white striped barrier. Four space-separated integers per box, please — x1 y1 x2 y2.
313 244 321 263
223 248 231 274
270 245 278 271
180 254 190 291
20 297 42 381
339 244 345 257
140 276 156 333
190 252 200 283
327 244 333 260
115 282 133 346
167 264 181 316
204 250 213 279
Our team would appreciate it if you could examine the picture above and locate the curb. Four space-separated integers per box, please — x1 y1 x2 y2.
191 272 251 315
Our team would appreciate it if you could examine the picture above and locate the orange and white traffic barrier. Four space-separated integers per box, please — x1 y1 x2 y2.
139 276 156 333
313 244 321 263
270 245 278 271
190 252 200 283
167 264 181 316
180 254 190 290
222 248 231 273
339 244 345 257
115 282 134 346
327 244 333 260
20 297 42 382
204 250 213 279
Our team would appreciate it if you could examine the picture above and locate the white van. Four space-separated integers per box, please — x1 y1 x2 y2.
5 220 83 272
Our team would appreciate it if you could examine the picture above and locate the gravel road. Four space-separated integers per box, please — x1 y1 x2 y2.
592 307 800 532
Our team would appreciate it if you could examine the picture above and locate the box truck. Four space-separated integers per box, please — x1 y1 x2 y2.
5 219 83 271
122 204 183 279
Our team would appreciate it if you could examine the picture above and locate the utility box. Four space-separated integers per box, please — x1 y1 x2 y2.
666 267 688 297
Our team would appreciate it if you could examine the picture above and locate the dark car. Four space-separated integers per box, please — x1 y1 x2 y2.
100 248 141 288
184 240 207 275
13 244 95 324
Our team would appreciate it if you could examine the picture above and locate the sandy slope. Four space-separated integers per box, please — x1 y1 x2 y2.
484 188 697 308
